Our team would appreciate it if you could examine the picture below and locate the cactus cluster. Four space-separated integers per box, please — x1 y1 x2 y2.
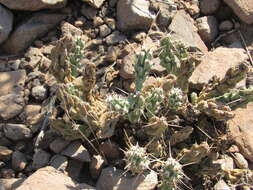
48 30 253 189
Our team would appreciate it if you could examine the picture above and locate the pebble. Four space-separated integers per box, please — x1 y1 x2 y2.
233 152 248 169
89 155 107 179
12 151 27 171
4 124 32 141
31 85 47 100
49 155 68 171
99 24 111 38
0 146 12 161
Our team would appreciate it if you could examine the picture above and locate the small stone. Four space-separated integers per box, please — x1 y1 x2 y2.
99 24 111 38
117 0 155 31
233 152 249 169
49 155 68 171
214 155 235 170
219 20 234 31
31 85 47 100
0 178 25 190
22 104 42 125
0 169 15 179
0 146 12 161
4 124 32 141
99 140 121 160
66 159 83 181
96 167 158 190
196 16 218 43
214 180 230 190
89 155 107 179
157 2 177 27
12 151 27 171
74 20 84 27
200 0 221 15
228 145 240 153
132 32 146 42
49 137 70 154
81 4 97 20
105 31 127 45
61 22 83 37
62 141 91 162
32 149 51 169
81 0 105 8
0 5 14 44
104 17 116 30
105 46 119 62
119 53 136 80
93 17 104 27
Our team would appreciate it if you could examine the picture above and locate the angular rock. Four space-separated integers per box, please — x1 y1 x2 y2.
99 24 111 38
223 0 253 24
228 102 253 162
189 47 248 89
200 0 221 15
0 146 12 161
169 10 208 53
23 104 42 125
66 159 83 181
32 149 51 169
62 141 91 162
49 155 68 171
120 53 136 80
31 85 47 100
99 141 121 160
12 151 27 171
2 13 66 54
157 2 177 27
96 167 158 190
4 124 32 141
214 180 230 190
61 22 83 37
0 5 13 44
49 137 70 154
105 31 127 45
0 70 26 96
233 152 248 169
196 16 218 44
16 166 94 190
0 0 67 11
117 0 155 31
81 0 105 8
0 178 25 190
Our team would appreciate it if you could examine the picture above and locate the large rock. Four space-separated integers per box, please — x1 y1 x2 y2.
4 124 32 141
0 70 26 96
96 167 158 190
2 13 66 54
0 0 67 11
189 47 248 89
117 0 155 31
0 5 13 44
223 0 253 24
16 166 94 190
227 102 253 162
169 10 208 53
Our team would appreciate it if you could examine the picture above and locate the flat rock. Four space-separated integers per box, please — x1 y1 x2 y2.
0 70 26 96
0 5 13 44
117 0 155 31
0 0 67 11
4 124 32 141
16 166 94 190
223 0 253 24
169 10 208 53
62 141 91 162
227 102 253 162
0 178 25 190
189 47 248 89
96 167 158 190
2 13 66 54
0 146 12 161
81 0 105 8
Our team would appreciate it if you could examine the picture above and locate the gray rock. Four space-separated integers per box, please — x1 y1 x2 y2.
12 151 27 171
223 0 253 24
2 13 66 54
66 159 83 181
196 16 218 43
117 0 155 31
61 22 83 37
81 4 97 20
96 167 158 190
99 24 111 38
200 0 221 15
22 104 42 125
119 53 136 80
169 10 208 53
233 152 249 169
32 149 51 169
0 5 13 44
31 85 47 100
214 155 235 170
105 31 127 45
49 155 68 171
219 20 234 31
0 0 67 11
49 137 70 154
0 70 26 96
81 0 105 8
62 141 91 162
157 2 177 27
4 124 32 141
99 140 121 160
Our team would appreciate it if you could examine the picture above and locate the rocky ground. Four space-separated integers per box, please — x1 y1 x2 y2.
0 0 253 190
